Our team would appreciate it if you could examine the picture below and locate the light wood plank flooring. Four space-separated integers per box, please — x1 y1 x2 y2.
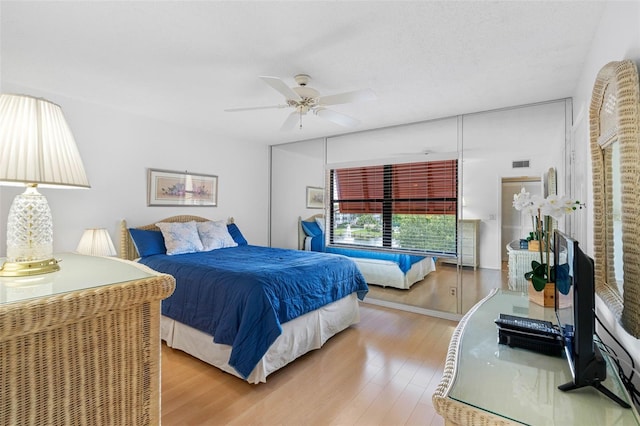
161 304 458 425
366 261 510 314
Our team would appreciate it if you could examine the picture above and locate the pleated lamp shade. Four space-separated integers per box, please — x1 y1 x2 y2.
0 94 90 188
0 94 90 276
76 229 117 257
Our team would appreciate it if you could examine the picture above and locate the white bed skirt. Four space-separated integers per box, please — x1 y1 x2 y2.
161 293 360 384
353 256 435 289
302 237 435 290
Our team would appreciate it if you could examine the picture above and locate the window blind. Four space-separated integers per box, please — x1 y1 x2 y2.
330 159 458 254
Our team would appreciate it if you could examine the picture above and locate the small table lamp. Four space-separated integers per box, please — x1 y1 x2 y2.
0 94 90 276
76 229 117 257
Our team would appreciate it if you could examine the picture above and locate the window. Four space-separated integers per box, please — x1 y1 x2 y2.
329 159 458 254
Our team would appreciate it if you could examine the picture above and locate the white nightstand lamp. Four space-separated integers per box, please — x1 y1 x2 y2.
76 229 117 257
0 94 90 276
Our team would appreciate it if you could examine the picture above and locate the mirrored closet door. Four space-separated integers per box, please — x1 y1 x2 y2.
270 99 574 318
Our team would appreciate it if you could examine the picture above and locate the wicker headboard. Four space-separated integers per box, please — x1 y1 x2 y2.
119 215 233 261
298 214 324 250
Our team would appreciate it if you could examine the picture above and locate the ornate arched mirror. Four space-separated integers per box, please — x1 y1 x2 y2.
590 60 640 337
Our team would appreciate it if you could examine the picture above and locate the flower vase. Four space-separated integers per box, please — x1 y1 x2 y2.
528 280 555 307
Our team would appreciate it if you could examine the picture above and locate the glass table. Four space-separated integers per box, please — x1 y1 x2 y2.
433 289 640 425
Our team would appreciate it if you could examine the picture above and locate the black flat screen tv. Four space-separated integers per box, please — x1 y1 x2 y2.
554 230 629 408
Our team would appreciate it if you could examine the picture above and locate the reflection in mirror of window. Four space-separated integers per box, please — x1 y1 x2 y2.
329 160 459 255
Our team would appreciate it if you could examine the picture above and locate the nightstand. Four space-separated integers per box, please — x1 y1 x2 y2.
0 253 175 425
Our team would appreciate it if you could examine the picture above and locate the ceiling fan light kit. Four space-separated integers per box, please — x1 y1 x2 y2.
225 74 376 130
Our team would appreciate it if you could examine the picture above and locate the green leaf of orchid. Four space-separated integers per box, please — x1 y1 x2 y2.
531 274 548 291
526 260 550 291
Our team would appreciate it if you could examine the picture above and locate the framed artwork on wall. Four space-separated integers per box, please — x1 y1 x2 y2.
147 168 218 206
306 186 324 209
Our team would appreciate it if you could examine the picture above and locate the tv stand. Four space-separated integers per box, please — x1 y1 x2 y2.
559 380 632 409
558 342 631 408
432 289 639 425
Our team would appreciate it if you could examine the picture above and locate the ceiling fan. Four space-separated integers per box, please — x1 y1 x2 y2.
224 74 376 130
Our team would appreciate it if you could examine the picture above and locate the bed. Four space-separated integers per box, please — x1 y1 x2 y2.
120 215 368 384
298 214 436 290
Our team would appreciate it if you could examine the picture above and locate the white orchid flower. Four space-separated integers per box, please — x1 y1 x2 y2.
559 195 580 213
540 194 561 219
512 188 531 211
529 194 545 211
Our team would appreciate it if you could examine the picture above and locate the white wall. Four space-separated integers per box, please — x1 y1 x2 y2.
570 0 640 383
0 84 270 256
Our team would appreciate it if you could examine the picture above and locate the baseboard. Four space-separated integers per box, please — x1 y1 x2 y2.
360 298 462 322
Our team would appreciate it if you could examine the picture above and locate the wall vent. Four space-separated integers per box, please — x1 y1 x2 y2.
512 160 530 168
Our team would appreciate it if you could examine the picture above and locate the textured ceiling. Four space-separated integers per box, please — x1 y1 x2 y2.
1 1 606 146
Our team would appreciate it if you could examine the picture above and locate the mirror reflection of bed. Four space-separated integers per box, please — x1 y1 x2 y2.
299 215 505 313
299 214 435 289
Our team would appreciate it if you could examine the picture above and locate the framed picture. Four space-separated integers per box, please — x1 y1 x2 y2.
306 186 324 209
148 168 218 206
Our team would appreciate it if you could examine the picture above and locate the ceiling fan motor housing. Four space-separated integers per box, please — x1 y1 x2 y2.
290 78 319 113
294 74 311 86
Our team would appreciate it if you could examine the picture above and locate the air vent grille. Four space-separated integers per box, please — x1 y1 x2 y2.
512 160 530 168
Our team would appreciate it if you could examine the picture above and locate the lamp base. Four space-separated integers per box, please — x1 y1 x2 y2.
0 258 61 277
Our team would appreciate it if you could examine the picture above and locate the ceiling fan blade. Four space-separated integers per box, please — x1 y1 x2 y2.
260 76 301 100
280 111 300 131
224 104 287 112
317 88 376 106
315 108 360 128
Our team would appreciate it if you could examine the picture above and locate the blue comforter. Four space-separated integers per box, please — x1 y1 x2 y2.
325 247 425 274
139 245 368 378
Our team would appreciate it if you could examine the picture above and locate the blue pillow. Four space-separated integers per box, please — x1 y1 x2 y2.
301 220 322 237
129 228 166 257
227 223 248 246
309 234 325 252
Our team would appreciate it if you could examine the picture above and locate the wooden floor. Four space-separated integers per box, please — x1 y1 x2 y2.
366 261 510 314
161 304 458 425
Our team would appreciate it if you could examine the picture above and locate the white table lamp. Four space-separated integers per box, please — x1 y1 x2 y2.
0 94 90 276
76 229 117 257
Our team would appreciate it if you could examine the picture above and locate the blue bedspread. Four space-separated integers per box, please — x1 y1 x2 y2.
139 245 368 379
325 247 425 274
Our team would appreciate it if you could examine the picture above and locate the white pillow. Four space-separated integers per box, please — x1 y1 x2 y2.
197 220 238 251
315 217 325 233
156 221 203 255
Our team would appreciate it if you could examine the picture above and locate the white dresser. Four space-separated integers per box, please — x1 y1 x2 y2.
442 219 480 270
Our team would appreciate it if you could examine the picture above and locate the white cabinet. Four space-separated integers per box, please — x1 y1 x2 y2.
441 219 480 269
